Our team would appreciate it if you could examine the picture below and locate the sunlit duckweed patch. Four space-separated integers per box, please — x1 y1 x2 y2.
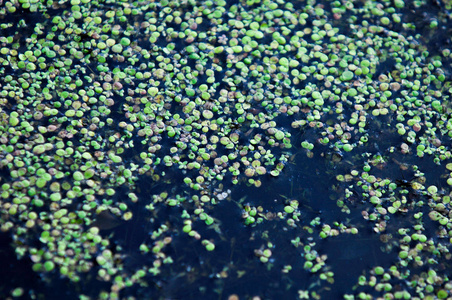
1 0 452 298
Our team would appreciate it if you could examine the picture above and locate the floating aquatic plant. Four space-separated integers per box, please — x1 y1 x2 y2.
0 0 452 299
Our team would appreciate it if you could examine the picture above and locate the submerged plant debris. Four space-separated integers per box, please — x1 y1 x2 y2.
1 0 452 299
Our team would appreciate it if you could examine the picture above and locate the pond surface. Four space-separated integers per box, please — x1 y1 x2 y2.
1 0 452 299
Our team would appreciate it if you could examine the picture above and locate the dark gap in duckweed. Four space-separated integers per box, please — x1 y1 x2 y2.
321 233 396 298
0 232 38 298
0 233 86 300
121 165 324 299
163 224 302 299
374 57 397 77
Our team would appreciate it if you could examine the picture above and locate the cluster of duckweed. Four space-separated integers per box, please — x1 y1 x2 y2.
1 0 452 298
336 154 452 299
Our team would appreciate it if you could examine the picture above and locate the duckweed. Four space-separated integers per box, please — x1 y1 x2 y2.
1 0 452 299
